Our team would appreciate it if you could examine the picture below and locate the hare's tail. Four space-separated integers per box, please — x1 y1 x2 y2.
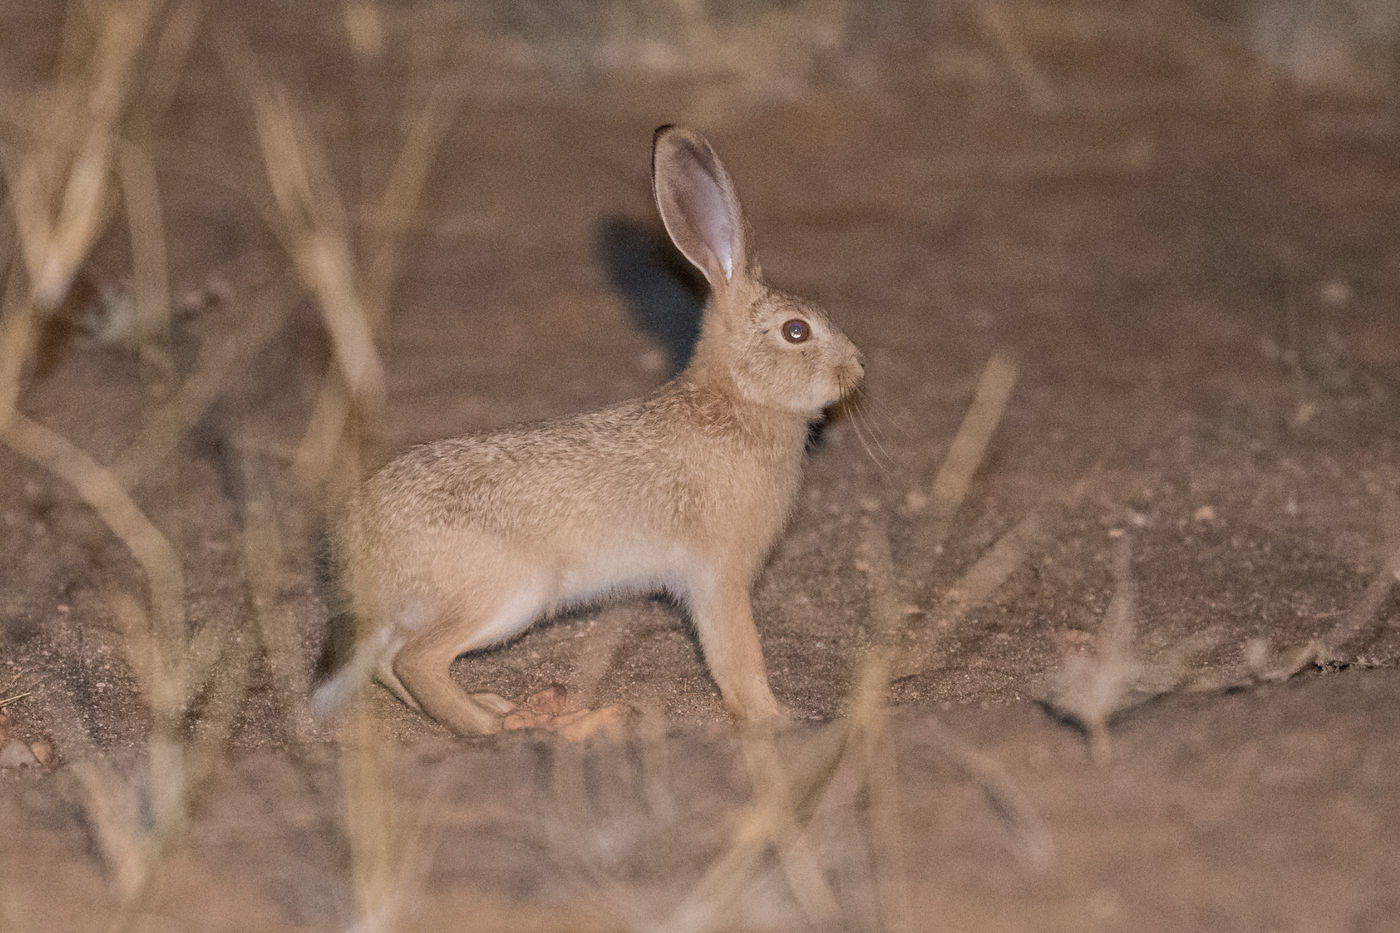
309 611 368 718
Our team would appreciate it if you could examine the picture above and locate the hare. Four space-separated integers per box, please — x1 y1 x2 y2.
315 126 864 734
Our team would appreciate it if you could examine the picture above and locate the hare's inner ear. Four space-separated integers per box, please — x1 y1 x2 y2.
652 125 748 287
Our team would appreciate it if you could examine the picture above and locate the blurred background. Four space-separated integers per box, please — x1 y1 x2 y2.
0 2 1397 931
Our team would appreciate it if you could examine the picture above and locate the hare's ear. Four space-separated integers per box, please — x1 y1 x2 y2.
652 125 750 288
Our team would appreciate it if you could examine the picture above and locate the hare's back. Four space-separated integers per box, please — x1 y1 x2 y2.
354 398 696 540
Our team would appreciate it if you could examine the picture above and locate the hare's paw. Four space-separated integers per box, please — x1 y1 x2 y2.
731 692 791 731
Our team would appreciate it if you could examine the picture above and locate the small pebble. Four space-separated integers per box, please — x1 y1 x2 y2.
0 738 38 769
1193 505 1216 522
1319 280 1352 307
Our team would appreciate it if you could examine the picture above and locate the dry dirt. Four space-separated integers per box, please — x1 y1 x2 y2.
1 4 1398 931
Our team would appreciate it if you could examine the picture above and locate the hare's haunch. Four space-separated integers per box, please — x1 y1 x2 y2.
316 126 864 734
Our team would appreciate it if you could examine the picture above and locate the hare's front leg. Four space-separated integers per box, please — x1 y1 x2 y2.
685 570 784 723
392 592 541 735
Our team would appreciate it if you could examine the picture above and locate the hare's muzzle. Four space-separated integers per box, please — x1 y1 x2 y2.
837 348 865 395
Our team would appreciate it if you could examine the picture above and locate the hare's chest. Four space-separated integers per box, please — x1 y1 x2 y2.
700 444 805 549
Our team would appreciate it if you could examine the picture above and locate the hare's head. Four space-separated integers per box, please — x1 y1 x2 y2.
652 126 863 419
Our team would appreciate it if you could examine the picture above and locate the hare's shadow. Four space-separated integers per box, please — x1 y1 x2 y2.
597 216 705 377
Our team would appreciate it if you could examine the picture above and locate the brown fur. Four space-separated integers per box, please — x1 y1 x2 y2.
316 126 863 733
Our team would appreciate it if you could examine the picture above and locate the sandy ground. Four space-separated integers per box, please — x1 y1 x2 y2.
1 4 1398 930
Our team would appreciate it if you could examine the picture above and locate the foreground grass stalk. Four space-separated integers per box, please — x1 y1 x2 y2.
665 351 1033 929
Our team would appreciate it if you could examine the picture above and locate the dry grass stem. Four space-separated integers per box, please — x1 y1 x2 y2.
667 350 1033 928
894 511 1048 681
979 4 1060 112
109 595 188 842
294 72 461 487
0 270 32 423
0 0 192 425
6 0 162 312
340 710 399 932
662 724 849 933
1243 545 1400 684
0 13 215 913
337 708 460 933
2 416 184 666
738 738 843 929
849 521 913 928
221 36 387 486
664 523 915 931
915 714 1054 871
364 78 461 319
68 758 154 902
124 0 200 143
180 632 257 804
116 142 176 416
927 352 1019 522
221 32 459 492
113 275 293 486
1045 534 1141 764
902 351 1018 592
540 743 656 929
236 452 313 741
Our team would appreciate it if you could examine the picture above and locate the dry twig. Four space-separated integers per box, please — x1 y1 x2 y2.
1043 534 1141 765
663 351 1038 929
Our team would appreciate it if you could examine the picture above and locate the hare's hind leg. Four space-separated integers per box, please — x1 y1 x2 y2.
374 650 421 712
392 588 545 735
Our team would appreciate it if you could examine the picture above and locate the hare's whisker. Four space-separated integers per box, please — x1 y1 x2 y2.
845 386 893 466
842 385 891 473
852 394 894 461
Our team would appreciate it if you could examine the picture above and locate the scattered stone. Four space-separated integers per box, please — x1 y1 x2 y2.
1193 505 1216 522
553 705 631 742
1319 280 1352 307
501 684 629 740
0 738 39 768
29 741 54 766
522 683 568 717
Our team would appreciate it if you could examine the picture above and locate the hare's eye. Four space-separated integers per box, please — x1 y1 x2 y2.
781 319 810 344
